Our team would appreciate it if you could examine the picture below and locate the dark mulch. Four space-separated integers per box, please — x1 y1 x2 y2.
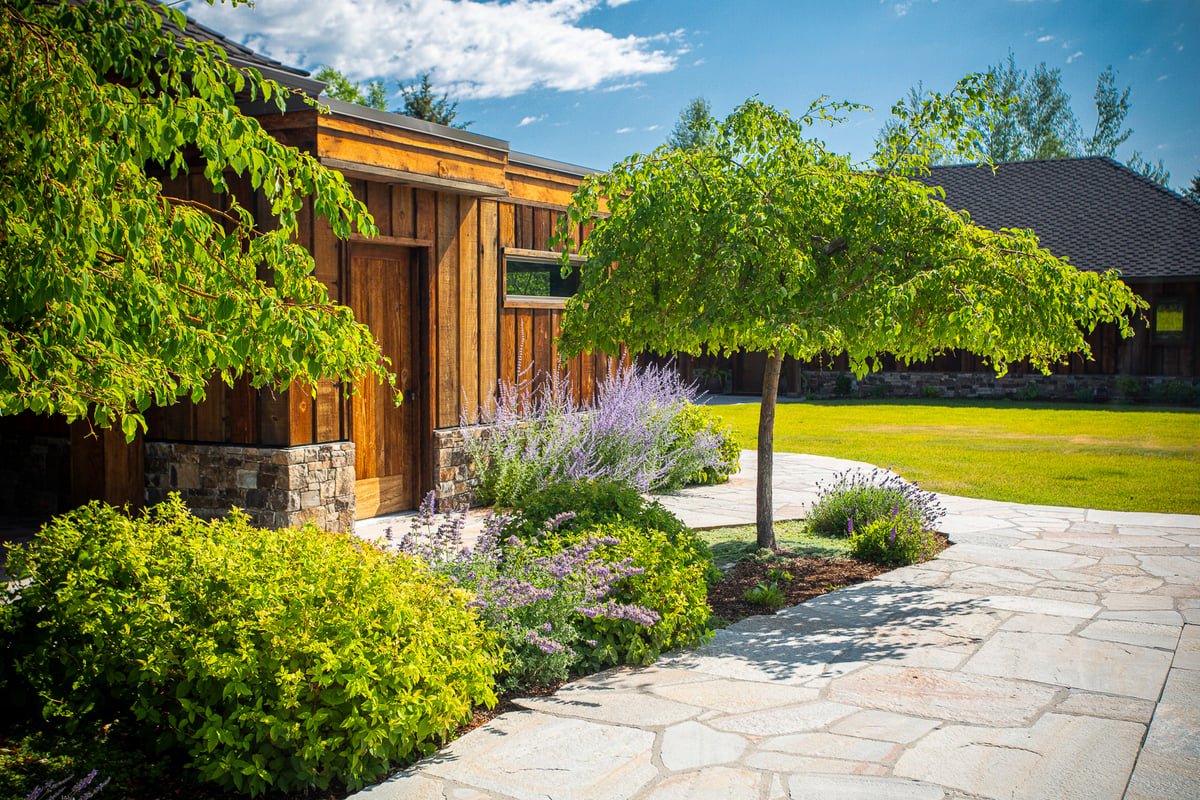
706 533 952 624
707 554 888 623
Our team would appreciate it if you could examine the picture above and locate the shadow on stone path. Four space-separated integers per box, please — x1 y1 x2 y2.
354 451 1200 800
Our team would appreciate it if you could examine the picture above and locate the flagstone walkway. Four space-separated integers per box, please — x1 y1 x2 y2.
356 451 1200 800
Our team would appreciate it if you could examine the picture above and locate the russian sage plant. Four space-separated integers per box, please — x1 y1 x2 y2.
388 493 659 690
806 468 945 536
25 772 109 800
465 360 736 505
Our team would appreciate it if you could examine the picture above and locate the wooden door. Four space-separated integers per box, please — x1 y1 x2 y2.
349 244 421 518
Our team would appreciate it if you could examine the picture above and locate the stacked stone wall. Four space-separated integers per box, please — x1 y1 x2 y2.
432 426 493 511
145 441 355 532
798 371 1198 402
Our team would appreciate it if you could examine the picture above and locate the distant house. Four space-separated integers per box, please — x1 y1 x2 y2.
0 11 611 530
695 157 1199 398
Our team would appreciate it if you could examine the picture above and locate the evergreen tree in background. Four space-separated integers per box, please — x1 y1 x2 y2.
667 97 714 150
399 72 471 129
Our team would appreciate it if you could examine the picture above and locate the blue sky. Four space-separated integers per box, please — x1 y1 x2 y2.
186 0 1199 190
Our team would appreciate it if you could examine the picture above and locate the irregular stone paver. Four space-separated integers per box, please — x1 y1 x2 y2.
658 722 748 771
829 664 1058 726
894 713 1144 800
423 712 658 800
641 767 760 800
349 450 1200 800
963 630 1174 699
787 774 946 800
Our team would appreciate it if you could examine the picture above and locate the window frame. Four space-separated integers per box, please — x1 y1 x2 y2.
502 247 585 309
1152 298 1186 345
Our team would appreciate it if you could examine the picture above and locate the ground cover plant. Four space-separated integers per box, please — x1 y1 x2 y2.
708 399 1200 513
0 497 502 798
467 361 738 506
806 467 945 536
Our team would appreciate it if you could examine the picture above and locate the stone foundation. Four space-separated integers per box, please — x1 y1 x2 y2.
145 441 356 532
0 433 70 519
798 371 1198 402
432 426 492 511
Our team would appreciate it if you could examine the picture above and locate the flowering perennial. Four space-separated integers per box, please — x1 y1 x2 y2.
465 360 734 505
387 493 659 687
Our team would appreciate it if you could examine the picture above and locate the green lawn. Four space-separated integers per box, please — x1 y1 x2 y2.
708 399 1200 514
696 520 854 563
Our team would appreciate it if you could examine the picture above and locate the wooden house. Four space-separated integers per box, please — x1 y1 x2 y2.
0 20 620 531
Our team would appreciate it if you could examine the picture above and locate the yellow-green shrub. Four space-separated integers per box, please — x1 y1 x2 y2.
544 522 713 671
0 497 501 796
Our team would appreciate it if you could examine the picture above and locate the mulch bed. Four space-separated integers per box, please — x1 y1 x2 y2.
708 554 890 624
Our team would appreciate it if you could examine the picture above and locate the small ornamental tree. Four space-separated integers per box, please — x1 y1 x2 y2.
554 81 1144 549
0 0 392 438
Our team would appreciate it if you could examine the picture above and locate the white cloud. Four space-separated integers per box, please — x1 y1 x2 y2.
1157 74 1170 81
1037 34 1054 43
1066 50 1083 63
615 126 635 133
518 115 545 126
182 0 681 100
645 124 660 131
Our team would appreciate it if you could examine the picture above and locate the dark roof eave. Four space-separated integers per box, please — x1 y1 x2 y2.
509 150 599 178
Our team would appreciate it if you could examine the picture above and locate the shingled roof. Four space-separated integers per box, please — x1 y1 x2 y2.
915 157 1200 281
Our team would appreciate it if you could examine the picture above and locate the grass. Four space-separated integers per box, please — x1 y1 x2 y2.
695 519 853 563
708 399 1200 514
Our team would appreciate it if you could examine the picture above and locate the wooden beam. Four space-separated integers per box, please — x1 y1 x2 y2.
320 157 509 197
347 232 434 249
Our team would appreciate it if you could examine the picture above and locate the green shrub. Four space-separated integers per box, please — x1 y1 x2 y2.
0 497 501 796
1074 388 1096 403
834 375 853 396
870 383 892 399
850 513 941 566
1117 376 1141 401
668 403 741 486
743 581 786 608
1149 380 1196 406
920 385 941 399
542 522 713 671
806 468 945 537
1015 384 1042 401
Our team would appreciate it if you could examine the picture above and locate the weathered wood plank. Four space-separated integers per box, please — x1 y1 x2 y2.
366 180 391 237
533 207 550 250
478 201 500 415
391 185 415 240
289 381 314 446
315 379 340 442
517 309 535 405
518 205 535 249
500 309 517 388
533 309 552 396
349 258 377 479
230 376 257 444
194 376 226 442
458 197 480 423
436 193 460 428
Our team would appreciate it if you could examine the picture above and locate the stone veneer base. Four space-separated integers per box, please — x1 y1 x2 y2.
798 371 1197 401
145 441 355 532
432 426 493 511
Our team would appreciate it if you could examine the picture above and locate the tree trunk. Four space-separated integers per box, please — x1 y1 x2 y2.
756 347 783 550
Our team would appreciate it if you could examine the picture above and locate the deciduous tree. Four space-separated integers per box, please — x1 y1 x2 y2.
556 86 1143 548
314 65 388 110
0 0 391 438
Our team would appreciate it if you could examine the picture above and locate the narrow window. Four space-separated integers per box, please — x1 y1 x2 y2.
503 248 583 308
1154 300 1184 343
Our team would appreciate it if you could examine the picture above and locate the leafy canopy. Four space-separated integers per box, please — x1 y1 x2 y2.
879 55 1172 187
556 86 1144 376
0 0 392 439
314 65 388 110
